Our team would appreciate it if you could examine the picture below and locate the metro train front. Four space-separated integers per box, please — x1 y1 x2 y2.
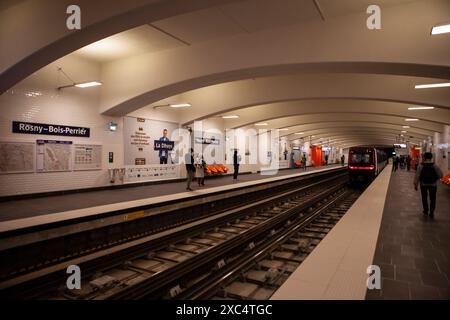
348 146 387 183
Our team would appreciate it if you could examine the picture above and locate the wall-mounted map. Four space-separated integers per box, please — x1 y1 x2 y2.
0 141 35 174
74 144 102 171
36 140 72 172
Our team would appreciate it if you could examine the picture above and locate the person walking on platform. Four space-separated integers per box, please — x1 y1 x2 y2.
414 156 420 171
393 156 399 172
233 150 240 181
341 154 345 166
301 153 307 171
406 154 412 171
185 148 195 191
195 156 206 187
414 152 443 218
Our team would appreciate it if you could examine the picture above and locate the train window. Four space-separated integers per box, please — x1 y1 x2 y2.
351 154 371 163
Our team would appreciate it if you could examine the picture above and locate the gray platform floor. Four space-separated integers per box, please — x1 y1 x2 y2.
367 168 450 300
0 165 341 222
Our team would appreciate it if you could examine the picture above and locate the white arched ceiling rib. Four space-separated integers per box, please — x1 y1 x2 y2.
100 0 450 116
279 122 436 138
284 127 427 140
0 0 244 93
248 122 435 138
280 125 430 137
303 134 422 145
171 74 450 125
215 100 450 129
237 114 446 133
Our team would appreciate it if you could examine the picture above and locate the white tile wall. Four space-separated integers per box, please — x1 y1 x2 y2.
0 55 124 196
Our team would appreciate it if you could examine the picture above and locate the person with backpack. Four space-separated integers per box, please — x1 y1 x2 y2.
414 152 443 218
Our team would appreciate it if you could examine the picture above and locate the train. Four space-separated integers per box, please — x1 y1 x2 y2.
348 146 388 182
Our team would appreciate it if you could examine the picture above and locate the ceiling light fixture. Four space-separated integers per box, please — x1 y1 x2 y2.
405 118 419 121
255 123 268 126
415 82 450 89
402 126 410 128
408 106 435 110
56 67 102 90
295 132 304 135
279 128 289 131
74 81 102 88
170 103 191 108
153 103 191 109
222 115 239 119
431 23 450 35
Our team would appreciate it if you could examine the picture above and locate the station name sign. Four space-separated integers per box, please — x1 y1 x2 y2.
12 121 90 138
195 137 220 145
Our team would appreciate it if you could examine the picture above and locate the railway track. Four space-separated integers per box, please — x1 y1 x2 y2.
184 190 361 300
0 168 345 285
0 170 352 300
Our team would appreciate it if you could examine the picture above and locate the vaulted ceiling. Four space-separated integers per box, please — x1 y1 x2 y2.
1 0 449 149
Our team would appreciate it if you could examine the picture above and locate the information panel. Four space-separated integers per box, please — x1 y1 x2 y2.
36 140 72 172
0 141 35 174
124 164 180 183
74 144 102 171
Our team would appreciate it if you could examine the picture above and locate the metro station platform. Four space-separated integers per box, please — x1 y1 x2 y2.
0 165 341 226
272 164 450 300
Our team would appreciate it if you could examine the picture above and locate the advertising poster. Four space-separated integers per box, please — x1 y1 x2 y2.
123 116 179 166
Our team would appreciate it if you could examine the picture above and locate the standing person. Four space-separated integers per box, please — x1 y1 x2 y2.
185 148 195 191
393 156 399 172
233 150 240 181
301 153 307 171
195 156 205 187
414 152 443 218
324 154 329 166
341 154 345 166
406 154 412 171
414 156 420 171
159 129 170 164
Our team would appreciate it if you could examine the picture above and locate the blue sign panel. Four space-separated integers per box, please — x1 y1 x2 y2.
154 140 174 150
12 121 90 138
195 137 220 145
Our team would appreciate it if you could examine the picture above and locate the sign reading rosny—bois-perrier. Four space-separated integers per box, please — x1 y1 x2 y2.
12 121 90 138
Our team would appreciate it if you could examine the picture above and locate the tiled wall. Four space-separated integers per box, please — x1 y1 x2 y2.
0 55 124 196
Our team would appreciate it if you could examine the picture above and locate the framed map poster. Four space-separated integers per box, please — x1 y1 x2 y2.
73 144 102 171
36 140 72 172
0 141 35 174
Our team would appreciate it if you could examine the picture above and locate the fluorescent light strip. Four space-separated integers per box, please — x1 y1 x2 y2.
279 128 289 131
408 106 435 110
415 83 450 89
75 81 102 88
405 118 419 121
222 115 239 119
255 123 268 126
402 126 410 128
170 103 191 108
295 132 304 135
431 23 450 35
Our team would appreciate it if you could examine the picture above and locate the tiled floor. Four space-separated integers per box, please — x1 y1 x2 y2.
366 168 450 300
0 165 341 222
